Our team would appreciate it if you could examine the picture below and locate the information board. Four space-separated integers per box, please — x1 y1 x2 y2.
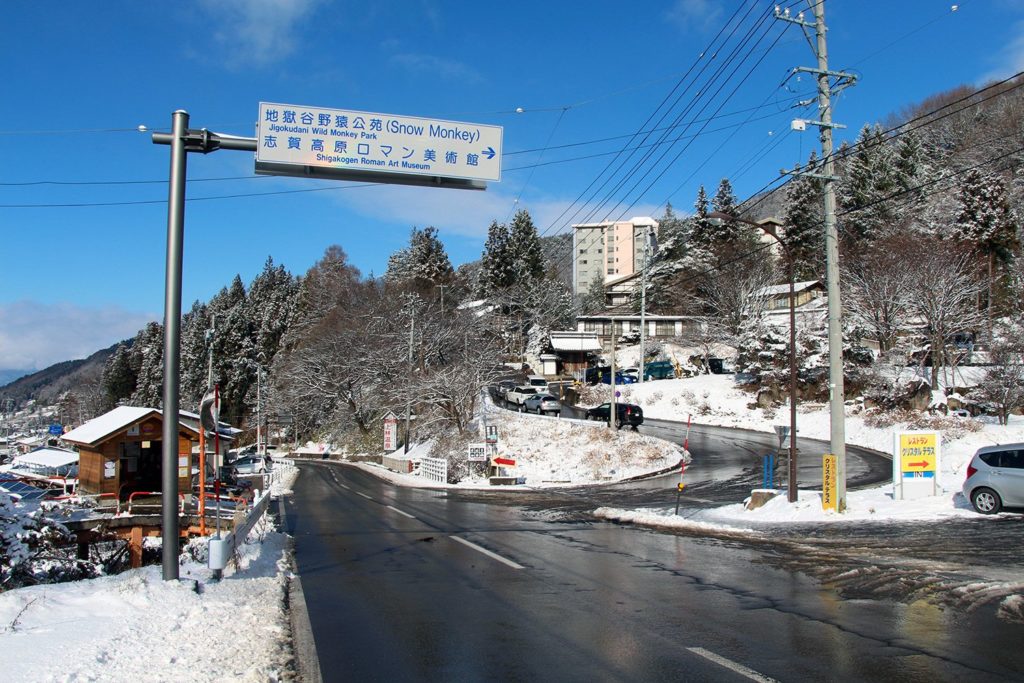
893 430 940 500
256 102 502 188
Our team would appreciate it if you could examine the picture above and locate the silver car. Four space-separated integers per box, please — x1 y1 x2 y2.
523 393 561 415
962 443 1024 514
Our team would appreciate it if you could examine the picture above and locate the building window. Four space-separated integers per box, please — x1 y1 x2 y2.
655 321 675 336
579 248 587 254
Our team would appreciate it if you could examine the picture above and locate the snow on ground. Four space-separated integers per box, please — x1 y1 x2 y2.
589 352 1024 526
357 394 686 489
0 464 300 682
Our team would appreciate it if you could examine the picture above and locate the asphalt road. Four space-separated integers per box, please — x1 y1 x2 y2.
285 462 1024 682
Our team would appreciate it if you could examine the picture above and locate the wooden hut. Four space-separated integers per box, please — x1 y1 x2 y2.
62 406 200 499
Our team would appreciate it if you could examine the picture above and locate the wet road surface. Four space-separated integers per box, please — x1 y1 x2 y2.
286 462 1024 681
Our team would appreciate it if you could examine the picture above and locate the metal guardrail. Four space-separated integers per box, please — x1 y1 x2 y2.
420 457 447 484
208 487 270 571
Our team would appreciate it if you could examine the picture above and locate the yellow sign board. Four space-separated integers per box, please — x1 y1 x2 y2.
898 432 938 476
822 454 837 511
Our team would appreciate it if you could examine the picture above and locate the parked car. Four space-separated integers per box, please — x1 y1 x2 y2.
962 443 1024 514
524 394 561 415
496 379 518 397
643 360 676 380
599 370 636 385
621 367 640 382
526 375 549 389
231 454 271 476
584 402 644 429
583 366 610 384
506 385 540 408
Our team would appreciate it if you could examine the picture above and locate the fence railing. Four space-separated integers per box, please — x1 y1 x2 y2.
420 457 447 484
208 487 270 572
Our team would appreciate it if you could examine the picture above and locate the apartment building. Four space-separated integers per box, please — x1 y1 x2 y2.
572 217 658 297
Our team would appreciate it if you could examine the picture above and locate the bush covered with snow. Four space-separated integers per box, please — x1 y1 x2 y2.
1 496 98 591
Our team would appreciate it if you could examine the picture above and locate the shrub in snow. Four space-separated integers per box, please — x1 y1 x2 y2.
1 496 98 590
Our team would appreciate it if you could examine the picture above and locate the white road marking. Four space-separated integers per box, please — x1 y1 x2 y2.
686 647 776 682
356 491 372 500
386 505 417 519
451 536 524 570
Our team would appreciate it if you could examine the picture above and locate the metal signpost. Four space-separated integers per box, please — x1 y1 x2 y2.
893 431 940 500
152 105 502 581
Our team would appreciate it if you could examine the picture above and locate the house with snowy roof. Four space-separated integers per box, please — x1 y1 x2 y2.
61 406 202 498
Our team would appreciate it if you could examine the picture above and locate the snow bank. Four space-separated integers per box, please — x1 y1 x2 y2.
0 466 301 682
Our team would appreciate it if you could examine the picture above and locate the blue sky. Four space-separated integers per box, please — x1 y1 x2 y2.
2 0 1023 372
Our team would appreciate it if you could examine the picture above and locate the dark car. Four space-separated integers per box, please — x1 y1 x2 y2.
583 366 611 384
584 402 644 429
643 360 676 380
599 370 636 385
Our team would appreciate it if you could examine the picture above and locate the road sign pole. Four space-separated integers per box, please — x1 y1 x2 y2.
160 110 188 582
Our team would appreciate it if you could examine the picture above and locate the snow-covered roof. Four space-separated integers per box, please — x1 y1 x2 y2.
550 331 602 352
61 406 157 446
13 447 79 469
757 280 824 297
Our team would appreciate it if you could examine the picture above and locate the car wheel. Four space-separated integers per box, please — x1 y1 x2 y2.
971 487 1002 514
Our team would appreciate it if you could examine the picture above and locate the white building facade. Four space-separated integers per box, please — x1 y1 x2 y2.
572 217 658 297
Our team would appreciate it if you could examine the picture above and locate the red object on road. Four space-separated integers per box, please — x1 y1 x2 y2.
493 457 516 466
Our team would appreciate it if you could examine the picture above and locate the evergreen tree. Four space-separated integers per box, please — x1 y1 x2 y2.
687 185 715 267
955 169 1017 262
408 226 454 286
129 322 165 407
955 169 1019 324
839 124 899 243
656 202 689 261
246 256 299 365
783 152 825 280
101 342 137 406
180 300 211 408
710 177 742 244
383 245 412 284
478 219 514 295
507 209 545 282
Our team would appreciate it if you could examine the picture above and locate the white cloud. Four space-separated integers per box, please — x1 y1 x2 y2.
0 301 156 371
980 19 1024 83
198 0 320 68
389 53 483 83
332 182 662 241
666 0 724 33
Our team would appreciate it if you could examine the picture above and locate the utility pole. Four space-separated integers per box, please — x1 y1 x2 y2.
776 1 856 511
404 307 415 454
638 226 651 384
610 319 617 430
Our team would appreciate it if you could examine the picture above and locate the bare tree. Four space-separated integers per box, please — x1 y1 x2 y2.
972 323 1024 425
843 237 916 354
905 242 987 387
699 256 778 341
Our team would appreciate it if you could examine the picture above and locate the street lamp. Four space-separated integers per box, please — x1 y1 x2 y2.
709 212 799 503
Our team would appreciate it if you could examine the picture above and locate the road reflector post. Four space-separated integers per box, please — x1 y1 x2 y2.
822 454 838 511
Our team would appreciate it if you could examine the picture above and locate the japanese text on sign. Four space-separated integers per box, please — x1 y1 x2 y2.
822 454 837 511
257 102 502 182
